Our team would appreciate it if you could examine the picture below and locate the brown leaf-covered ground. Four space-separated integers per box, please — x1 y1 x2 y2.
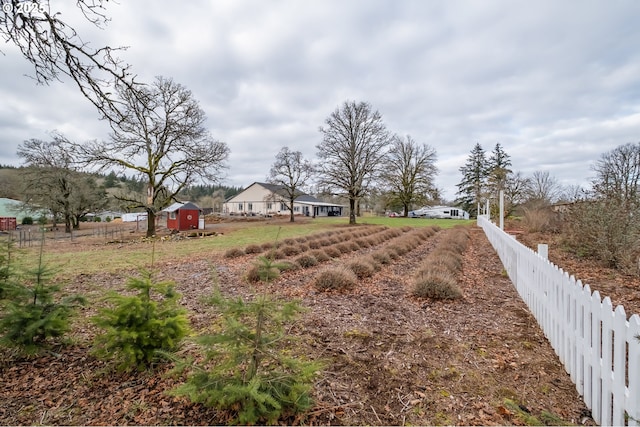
1 220 617 425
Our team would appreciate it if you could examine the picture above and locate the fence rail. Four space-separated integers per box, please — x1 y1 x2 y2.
3 225 128 247
478 215 640 426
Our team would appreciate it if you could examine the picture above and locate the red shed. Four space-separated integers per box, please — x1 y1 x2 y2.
0 217 17 231
163 202 201 231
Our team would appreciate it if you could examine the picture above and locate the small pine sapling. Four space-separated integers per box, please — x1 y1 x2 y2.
171 288 321 425
92 269 190 371
0 235 84 354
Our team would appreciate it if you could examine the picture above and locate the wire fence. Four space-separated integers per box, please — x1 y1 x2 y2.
3 225 130 247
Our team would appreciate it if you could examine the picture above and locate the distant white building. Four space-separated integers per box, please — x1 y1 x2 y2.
409 205 470 219
223 182 344 217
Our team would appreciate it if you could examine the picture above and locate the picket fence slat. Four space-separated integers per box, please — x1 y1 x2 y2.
478 216 639 426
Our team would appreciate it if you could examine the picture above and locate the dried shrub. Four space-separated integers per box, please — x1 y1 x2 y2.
318 238 332 247
244 244 263 255
413 270 462 300
313 267 357 292
361 255 381 271
347 259 375 279
297 243 310 253
355 238 371 248
260 242 274 251
310 250 331 263
324 246 341 258
280 245 300 256
385 246 401 259
426 249 463 273
295 236 308 243
401 226 412 232
278 260 300 272
336 243 351 254
522 206 557 233
283 238 296 245
308 240 322 249
348 241 360 251
371 251 391 265
295 254 318 268
224 247 245 258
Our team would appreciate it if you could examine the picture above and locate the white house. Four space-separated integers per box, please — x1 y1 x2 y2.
223 182 344 217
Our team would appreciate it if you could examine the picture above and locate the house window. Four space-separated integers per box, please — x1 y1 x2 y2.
238 203 243 211
248 203 253 211
280 203 287 211
267 202 272 210
169 212 177 220
294 206 300 212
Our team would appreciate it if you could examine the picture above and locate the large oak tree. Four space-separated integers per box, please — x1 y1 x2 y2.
267 147 314 222
75 76 229 237
317 101 390 224
17 135 107 232
1 0 138 122
380 134 438 217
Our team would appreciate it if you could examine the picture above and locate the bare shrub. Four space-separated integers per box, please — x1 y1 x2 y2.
522 207 556 233
295 236 308 243
371 251 391 265
260 242 274 251
426 249 463 273
324 246 341 258
297 243 310 252
245 264 279 283
280 245 300 256
347 259 376 279
336 243 352 254
308 240 322 249
413 270 462 300
318 238 332 247
296 254 318 268
361 255 381 271
311 249 331 263
355 238 371 248
348 241 360 251
278 260 300 272
224 247 245 258
244 244 263 255
283 238 296 245
313 267 357 291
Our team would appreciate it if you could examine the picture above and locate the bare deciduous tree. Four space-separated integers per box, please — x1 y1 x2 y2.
380 135 438 217
17 135 107 232
75 76 229 237
317 100 390 224
526 170 562 205
1 1 138 122
267 147 314 222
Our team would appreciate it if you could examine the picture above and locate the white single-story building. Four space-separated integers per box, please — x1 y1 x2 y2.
223 182 344 217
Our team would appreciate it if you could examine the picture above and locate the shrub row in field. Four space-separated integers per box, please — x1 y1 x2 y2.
224 225 387 259
412 226 470 300
313 226 441 292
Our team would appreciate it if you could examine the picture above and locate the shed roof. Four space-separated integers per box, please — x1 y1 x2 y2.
162 201 201 213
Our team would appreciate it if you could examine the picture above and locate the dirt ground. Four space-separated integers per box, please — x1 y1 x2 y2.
1 219 623 425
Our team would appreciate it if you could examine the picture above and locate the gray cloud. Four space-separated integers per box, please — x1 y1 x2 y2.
2 0 640 200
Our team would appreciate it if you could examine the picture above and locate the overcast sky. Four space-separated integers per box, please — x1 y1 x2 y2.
2 0 640 200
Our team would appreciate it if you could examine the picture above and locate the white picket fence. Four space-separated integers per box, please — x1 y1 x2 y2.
477 215 640 426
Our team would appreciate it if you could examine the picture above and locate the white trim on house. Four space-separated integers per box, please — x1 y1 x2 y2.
223 182 344 217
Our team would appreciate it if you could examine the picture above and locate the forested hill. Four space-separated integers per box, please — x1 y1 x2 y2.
0 166 243 203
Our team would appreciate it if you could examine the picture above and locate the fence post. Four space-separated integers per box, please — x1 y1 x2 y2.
537 244 548 260
627 314 640 427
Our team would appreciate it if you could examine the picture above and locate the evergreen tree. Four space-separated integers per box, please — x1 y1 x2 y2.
456 143 489 216
486 143 513 217
0 235 84 354
487 143 512 196
172 287 321 424
92 269 190 371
